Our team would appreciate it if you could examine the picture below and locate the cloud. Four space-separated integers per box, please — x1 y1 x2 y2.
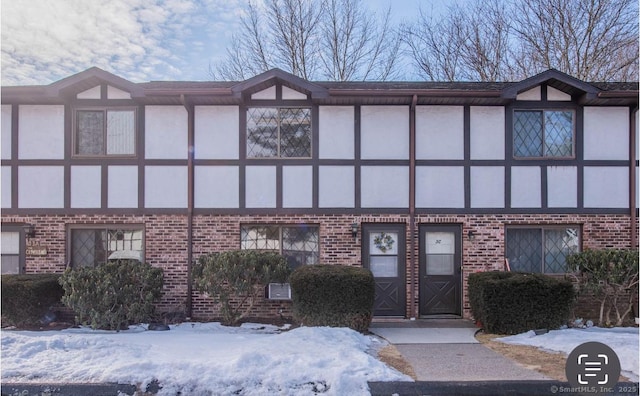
1 0 245 85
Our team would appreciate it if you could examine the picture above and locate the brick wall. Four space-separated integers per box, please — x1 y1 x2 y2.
2 212 636 322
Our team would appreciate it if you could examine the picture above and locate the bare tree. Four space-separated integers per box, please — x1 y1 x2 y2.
267 0 325 80
211 2 274 81
511 0 638 81
459 0 515 81
320 0 401 81
211 0 401 81
401 5 465 81
403 0 638 82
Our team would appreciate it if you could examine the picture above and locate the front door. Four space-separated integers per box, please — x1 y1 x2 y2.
362 224 406 317
419 225 462 316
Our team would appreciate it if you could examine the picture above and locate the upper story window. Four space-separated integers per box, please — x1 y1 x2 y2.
70 226 143 268
513 110 574 158
74 108 136 156
505 226 580 274
247 107 312 158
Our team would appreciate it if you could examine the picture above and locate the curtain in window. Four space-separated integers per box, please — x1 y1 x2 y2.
106 110 135 155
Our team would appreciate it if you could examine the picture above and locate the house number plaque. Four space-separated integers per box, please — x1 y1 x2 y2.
25 242 47 256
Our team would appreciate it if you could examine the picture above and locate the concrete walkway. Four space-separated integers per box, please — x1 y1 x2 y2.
369 319 551 382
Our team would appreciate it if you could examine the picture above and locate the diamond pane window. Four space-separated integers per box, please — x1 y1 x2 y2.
544 111 573 157
75 108 136 156
506 226 579 273
247 108 311 158
513 110 573 158
70 227 143 268
544 228 579 273
241 225 319 269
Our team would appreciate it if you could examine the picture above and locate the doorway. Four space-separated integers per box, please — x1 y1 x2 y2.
419 224 462 316
362 224 406 317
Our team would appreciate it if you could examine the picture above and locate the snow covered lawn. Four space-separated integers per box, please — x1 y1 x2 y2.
497 327 639 382
1 322 410 395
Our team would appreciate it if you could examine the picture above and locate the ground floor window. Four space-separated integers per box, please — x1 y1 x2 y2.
70 226 144 268
505 226 580 273
1 231 21 274
240 225 319 269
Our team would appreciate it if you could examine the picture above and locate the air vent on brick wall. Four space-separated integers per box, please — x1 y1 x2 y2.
268 283 291 300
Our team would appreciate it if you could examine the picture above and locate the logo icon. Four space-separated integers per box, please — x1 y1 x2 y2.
566 341 621 389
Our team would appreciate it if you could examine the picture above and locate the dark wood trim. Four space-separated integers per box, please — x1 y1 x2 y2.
10 105 19 209
409 95 417 318
505 165 511 208
541 166 548 208
630 105 638 248
576 107 585 209
276 164 283 208
101 165 108 208
312 105 320 209
0 207 632 217
463 106 471 209
354 106 361 210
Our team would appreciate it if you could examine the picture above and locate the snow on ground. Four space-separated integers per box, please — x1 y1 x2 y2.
497 326 639 382
1 322 410 395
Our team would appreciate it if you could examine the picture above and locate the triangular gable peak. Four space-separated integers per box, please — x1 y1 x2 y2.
231 68 329 100
501 69 600 101
46 67 143 99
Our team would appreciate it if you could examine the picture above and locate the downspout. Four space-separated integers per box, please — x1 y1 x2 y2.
181 94 195 319
409 94 418 319
630 106 638 249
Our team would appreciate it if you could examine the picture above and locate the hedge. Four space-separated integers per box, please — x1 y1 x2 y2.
290 265 375 333
469 271 575 335
1 273 64 327
193 250 290 325
59 260 163 331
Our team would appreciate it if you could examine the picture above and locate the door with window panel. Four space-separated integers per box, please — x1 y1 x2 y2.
362 224 406 317
419 225 462 316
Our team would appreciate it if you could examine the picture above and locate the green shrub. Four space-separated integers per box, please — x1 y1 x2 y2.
290 265 375 333
1 274 64 326
193 250 290 326
59 260 163 331
469 271 575 335
567 249 639 326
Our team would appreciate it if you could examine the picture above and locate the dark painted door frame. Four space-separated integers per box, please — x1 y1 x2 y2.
418 224 462 317
362 223 406 317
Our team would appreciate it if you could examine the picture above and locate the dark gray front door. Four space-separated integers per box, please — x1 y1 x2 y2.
419 225 462 316
363 224 406 317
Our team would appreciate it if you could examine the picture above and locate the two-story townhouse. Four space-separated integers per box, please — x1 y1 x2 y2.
1 67 637 320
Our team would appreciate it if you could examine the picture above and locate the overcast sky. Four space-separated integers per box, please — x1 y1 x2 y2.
1 0 436 86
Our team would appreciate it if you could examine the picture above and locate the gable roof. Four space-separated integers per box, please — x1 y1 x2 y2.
501 69 600 100
1 67 636 107
45 67 144 98
230 68 329 99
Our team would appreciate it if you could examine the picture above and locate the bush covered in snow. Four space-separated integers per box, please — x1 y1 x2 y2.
1 273 64 326
193 250 290 325
59 260 163 331
469 271 574 334
290 264 375 333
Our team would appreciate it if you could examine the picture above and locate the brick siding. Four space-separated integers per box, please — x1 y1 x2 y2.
2 213 636 322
